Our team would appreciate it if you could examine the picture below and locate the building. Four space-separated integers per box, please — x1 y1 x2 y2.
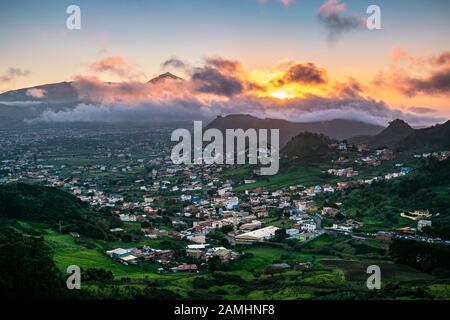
271 263 292 270
119 214 137 222
381 149 394 160
188 234 206 244
177 264 198 273
417 219 432 231
376 231 392 241
226 197 239 210
286 228 300 237
321 207 339 218
301 222 317 232
240 220 262 231
401 166 413 174
106 248 139 265
212 247 234 262
234 226 280 245
400 210 432 221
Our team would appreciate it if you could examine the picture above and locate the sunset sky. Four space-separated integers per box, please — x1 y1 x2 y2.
0 0 449 123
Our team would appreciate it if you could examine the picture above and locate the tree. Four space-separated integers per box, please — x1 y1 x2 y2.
141 221 151 228
274 229 287 242
221 225 234 234
0 228 67 299
263 265 285 278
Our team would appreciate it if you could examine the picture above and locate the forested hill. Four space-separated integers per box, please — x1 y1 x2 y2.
0 183 90 222
0 183 114 239
281 132 335 163
327 157 450 236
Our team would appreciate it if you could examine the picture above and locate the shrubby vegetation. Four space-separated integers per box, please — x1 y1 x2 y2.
326 157 450 230
282 132 335 163
390 239 450 274
0 227 67 299
0 183 119 239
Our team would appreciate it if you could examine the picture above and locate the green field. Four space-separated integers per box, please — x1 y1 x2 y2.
41 229 450 300
231 165 337 191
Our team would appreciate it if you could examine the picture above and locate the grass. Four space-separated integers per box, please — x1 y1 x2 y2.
321 259 433 282
43 228 448 300
233 164 336 192
425 284 450 299
304 234 344 248
229 246 316 273
45 230 171 279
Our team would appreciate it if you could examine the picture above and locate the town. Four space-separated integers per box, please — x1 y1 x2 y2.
1 124 449 278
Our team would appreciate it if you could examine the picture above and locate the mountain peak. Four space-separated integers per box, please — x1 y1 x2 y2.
387 119 413 131
367 119 414 149
148 72 183 84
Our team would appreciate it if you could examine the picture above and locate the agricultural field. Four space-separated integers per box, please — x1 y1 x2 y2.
38 225 450 300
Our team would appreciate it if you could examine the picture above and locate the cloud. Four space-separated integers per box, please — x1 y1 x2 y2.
0 101 44 107
317 0 365 41
408 107 437 114
229 95 427 126
71 74 193 104
21 55 445 128
187 57 252 97
401 68 450 96
26 88 47 99
191 67 244 97
28 88 443 128
0 67 30 82
377 48 450 97
279 0 295 6
256 0 295 7
90 56 129 76
431 51 450 66
161 57 187 69
89 56 145 80
204 57 244 74
273 62 328 86
333 78 363 98
27 101 215 124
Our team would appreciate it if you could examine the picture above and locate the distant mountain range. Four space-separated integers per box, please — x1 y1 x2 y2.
205 114 384 147
350 118 450 151
0 73 183 128
206 114 450 152
0 72 183 103
1 76 448 153
0 77 386 135
399 120 450 151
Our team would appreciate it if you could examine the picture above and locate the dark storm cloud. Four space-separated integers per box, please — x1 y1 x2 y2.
274 63 327 86
191 67 244 97
317 0 365 41
161 58 187 69
402 68 450 96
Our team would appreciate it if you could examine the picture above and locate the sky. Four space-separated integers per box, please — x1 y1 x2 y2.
0 0 449 124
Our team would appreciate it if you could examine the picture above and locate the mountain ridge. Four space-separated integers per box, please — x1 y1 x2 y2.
205 114 385 147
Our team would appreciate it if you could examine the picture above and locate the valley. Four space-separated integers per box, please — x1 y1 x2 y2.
1 115 449 300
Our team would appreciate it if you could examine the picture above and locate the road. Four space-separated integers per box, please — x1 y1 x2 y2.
324 229 450 246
